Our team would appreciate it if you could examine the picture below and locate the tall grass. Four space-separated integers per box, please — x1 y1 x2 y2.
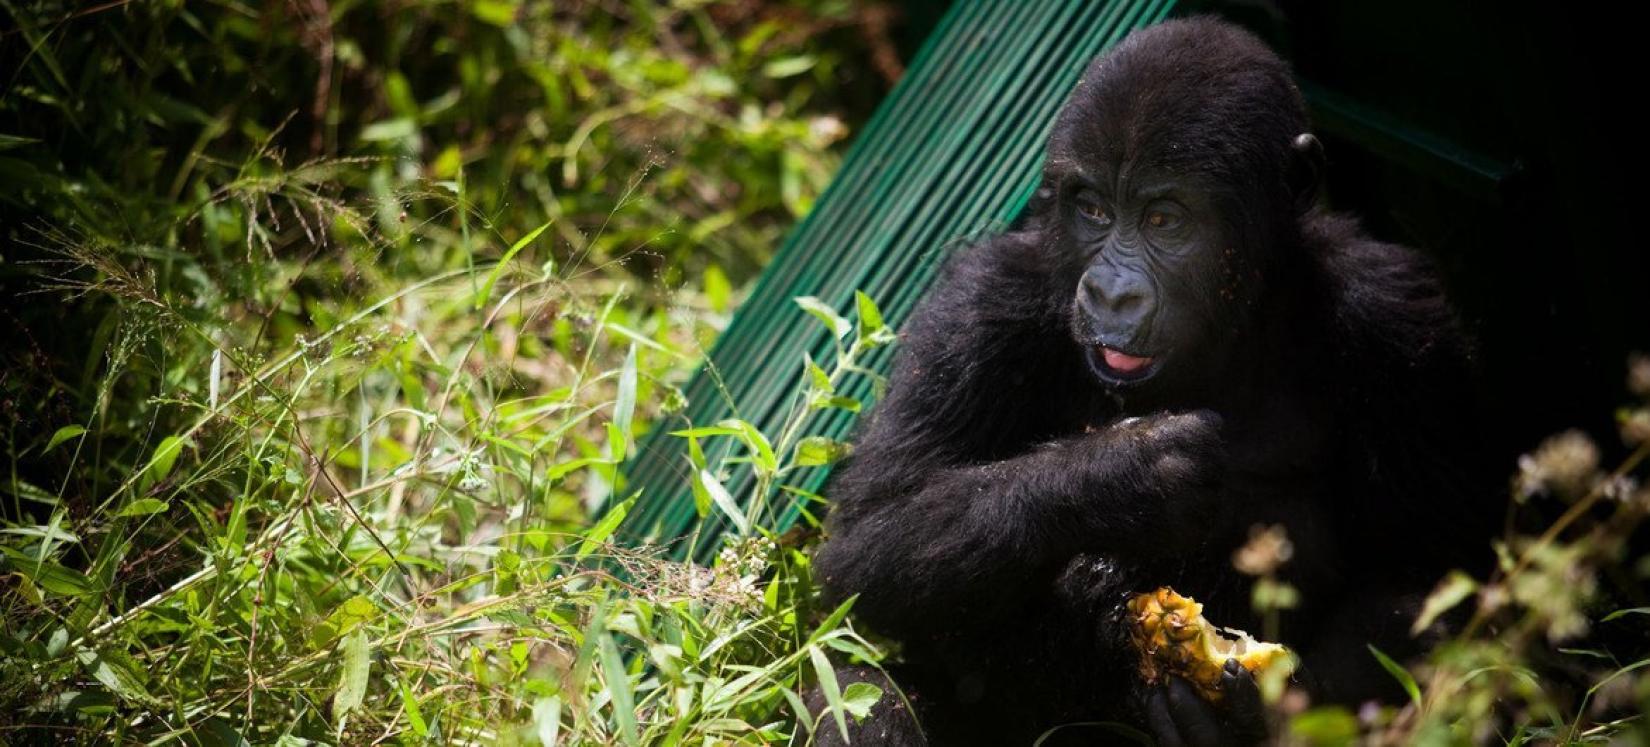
0 1 899 742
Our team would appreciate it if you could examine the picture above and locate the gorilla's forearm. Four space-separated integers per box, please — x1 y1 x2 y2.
816 414 1218 639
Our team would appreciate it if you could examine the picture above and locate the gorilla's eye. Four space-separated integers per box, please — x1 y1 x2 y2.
1077 197 1113 226
1146 211 1179 230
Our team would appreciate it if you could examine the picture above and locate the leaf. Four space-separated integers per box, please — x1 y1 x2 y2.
807 595 857 646
359 117 417 142
809 645 850 742
477 220 551 310
794 296 851 339
0 133 42 152
115 498 169 518
610 344 637 461
533 696 562 746
686 440 711 518
1602 607 1650 622
705 265 732 313
727 419 778 474
0 545 93 596
795 436 850 467
334 630 371 720
398 680 428 737
763 55 816 78
45 425 86 452
699 469 750 535
841 682 883 722
77 648 154 705
1411 570 1478 635
1287 706 1360 747
804 353 833 394
811 395 861 413
855 291 885 338
1367 645 1421 707
598 633 639 746
576 494 635 559
142 436 190 486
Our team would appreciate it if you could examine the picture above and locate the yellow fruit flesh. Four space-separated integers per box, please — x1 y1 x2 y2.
1126 587 1293 702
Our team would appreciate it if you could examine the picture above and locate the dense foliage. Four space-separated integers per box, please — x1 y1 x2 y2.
1 1 898 742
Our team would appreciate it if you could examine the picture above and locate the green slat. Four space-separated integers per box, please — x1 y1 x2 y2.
615 0 1180 558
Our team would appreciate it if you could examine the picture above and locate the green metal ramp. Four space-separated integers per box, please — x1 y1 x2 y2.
616 0 1178 561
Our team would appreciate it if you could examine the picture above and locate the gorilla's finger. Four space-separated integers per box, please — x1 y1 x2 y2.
1143 687 1188 747
1165 677 1225 747
1221 659 1266 741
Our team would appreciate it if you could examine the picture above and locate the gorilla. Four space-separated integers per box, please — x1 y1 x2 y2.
809 17 1494 746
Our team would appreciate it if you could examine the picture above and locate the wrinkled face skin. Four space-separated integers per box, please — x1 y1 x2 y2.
1060 168 1243 399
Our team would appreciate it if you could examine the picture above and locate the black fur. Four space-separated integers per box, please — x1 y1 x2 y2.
811 18 1493 746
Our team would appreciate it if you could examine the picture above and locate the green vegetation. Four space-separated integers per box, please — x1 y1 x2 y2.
3 1 1649 745
1 1 897 742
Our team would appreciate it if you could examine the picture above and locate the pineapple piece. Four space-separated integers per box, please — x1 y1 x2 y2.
1126 587 1294 702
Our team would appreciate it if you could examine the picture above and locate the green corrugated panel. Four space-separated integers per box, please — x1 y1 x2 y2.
615 0 1177 561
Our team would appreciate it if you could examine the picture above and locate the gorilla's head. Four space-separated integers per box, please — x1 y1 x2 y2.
1043 18 1323 405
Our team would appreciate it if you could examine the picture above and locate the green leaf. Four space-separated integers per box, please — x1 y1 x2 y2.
794 296 851 339
610 344 637 461
804 353 834 394
727 419 778 473
0 545 93 596
1367 645 1421 707
334 630 371 720
359 117 417 142
477 220 551 310
699 469 750 535
854 291 885 338
0 133 42 152
533 696 562 746
763 55 817 78
1411 570 1478 634
76 649 154 705
811 395 861 413
1602 607 1650 622
599 633 639 746
795 436 850 467
686 439 711 518
1288 706 1360 747
841 681 883 722
398 680 428 737
705 265 732 313
45 425 86 452
143 435 190 486
471 0 519 26
809 645 850 742
807 595 857 646
115 498 169 518
577 494 635 559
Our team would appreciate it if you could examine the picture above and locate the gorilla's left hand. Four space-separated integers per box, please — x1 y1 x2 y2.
1140 660 1267 747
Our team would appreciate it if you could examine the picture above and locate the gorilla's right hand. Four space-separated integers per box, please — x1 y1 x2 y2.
1063 409 1226 555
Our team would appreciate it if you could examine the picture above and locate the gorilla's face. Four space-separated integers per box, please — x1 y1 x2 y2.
1040 20 1319 406
1061 171 1244 397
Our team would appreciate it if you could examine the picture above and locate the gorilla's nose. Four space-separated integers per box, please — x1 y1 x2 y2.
1079 269 1154 332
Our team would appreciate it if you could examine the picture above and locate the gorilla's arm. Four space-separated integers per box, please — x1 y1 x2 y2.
815 233 1220 641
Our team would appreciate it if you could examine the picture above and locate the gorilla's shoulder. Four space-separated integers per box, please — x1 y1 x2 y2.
1303 211 1471 373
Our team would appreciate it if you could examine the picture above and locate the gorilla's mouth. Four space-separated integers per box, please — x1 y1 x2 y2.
1086 344 1160 384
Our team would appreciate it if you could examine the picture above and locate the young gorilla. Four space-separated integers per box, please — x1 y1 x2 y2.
810 17 1493 747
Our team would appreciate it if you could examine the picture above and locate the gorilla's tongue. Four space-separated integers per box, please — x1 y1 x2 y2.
1101 346 1153 374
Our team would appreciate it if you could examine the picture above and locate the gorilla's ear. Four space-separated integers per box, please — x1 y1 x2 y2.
1288 133 1325 214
